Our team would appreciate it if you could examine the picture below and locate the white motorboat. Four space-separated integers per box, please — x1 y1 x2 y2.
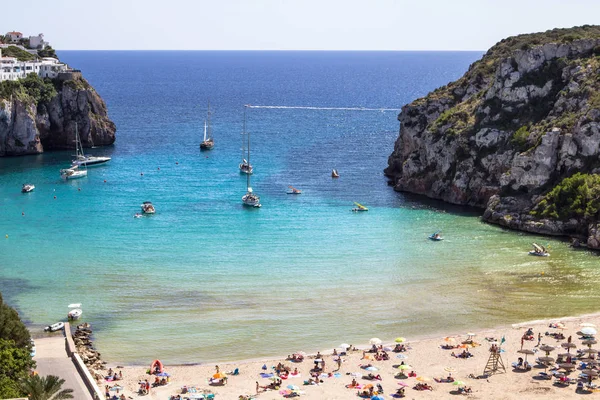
68 303 82 320
200 100 214 150
60 166 87 180
241 106 261 208
21 184 35 193
71 122 111 167
44 322 65 332
141 201 156 214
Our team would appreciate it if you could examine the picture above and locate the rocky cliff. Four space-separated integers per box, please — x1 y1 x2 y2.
0 76 116 156
385 26 600 249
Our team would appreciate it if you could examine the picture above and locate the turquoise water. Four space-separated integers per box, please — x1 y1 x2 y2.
1 51 599 364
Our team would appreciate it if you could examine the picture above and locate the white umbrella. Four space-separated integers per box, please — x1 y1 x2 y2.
582 327 598 336
369 338 382 345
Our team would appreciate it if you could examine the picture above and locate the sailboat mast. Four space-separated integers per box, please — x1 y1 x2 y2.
207 99 211 140
245 105 250 190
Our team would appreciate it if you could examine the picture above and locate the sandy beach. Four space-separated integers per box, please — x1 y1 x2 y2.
97 313 600 399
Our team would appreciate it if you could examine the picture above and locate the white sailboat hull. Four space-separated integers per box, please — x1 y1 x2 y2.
242 192 261 207
72 156 111 167
60 169 87 180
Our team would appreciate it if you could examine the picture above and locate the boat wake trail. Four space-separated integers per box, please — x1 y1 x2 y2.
245 105 399 111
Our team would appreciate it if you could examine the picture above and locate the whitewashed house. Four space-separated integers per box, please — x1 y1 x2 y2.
0 49 69 82
29 34 47 49
6 31 23 42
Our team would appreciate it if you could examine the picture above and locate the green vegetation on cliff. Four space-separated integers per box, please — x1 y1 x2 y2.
1 45 35 61
0 293 35 398
532 173 600 220
0 73 57 104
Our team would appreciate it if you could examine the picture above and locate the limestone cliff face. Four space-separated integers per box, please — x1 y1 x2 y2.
385 26 600 248
0 77 116 156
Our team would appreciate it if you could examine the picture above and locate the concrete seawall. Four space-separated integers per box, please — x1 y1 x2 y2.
64 322 104 400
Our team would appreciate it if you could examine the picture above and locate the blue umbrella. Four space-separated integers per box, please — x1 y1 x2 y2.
371 396 384 400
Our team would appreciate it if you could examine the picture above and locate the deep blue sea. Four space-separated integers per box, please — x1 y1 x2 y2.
1 51 599 364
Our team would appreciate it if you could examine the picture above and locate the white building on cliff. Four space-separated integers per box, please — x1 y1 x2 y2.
0 48 70 82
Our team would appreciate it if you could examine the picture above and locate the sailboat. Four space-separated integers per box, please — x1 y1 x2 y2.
200 101 214 150
351 202 368 212
241 106 261 208
239 108 253 174
71 122 111 167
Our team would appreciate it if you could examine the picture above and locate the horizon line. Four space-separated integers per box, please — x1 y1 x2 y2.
56 49 486 52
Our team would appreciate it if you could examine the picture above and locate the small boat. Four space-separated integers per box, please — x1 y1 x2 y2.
352 202 368 212
287 186 302 194
67 303 82 320
21 184 35 193
332 169 339 178
200 101 214 150
239 159 253 174
141 201 156 214
529 243 549 257
429 231 443 241
71 122 111 167
44 322 65 332
60 166 87 180
241 106 261 208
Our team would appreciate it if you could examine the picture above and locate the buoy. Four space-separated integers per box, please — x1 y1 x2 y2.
140 173 144 176
53 196 56 199
5 235 7 239
78 188 81 191
104 180 107 183
157 167 160 170
176 162 179 165
21 212 24 216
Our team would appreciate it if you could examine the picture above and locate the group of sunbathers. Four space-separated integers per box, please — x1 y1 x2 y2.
393 343 408 352
287 353 304 362
105 368 123 381
413 382 433 391
451 350 473 359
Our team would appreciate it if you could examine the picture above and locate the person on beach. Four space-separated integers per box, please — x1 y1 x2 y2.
336 357 342 371
537 332 542 346
216 365 220 374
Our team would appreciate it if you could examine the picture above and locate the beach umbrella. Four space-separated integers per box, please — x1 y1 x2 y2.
363 383 374 389
562 342 577 348
559 363 576 371
453 380 466 386
371 396 385 400
396 364 411 370
416 376 431 382
395 337 406 343
340 343 350 349
538 356 555 363
582 348 599 354
287 384 299 390
444 367 456 372
517 349 535 362
582 327 598 336
583 339 598 346
369 338 382 345
539 345 555 354
213 372 225 379
583 369 600 376
581 323 597 328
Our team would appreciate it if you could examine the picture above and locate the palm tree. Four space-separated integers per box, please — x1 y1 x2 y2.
20 375 74 400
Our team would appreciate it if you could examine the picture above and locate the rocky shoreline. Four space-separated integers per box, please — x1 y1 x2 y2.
72 322 108 383
385 26 600 249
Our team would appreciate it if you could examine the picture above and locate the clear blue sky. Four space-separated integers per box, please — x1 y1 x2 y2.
3 0 599 50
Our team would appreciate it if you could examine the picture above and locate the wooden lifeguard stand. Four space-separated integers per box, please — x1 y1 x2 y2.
483 344 506 376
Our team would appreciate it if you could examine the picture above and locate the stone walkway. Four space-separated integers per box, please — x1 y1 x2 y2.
34 335 93 400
